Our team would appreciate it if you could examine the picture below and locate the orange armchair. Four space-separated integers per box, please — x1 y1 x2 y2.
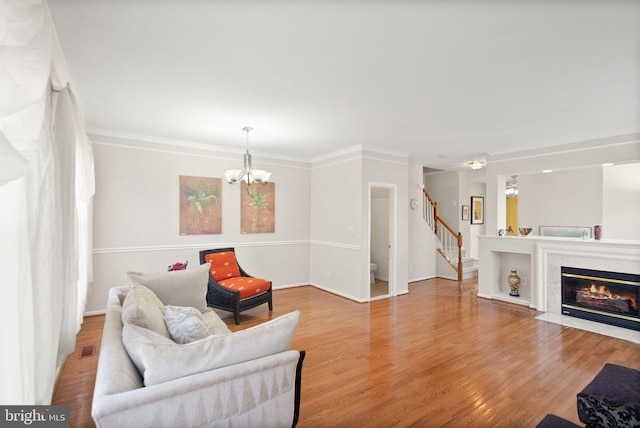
199 248 273 324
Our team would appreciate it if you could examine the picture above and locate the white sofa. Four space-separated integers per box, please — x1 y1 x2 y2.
92 280 305 428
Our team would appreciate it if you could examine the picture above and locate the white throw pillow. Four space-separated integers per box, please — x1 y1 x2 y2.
127 263 210 313
161 305 212 344
122 310 300 386
121 284 171 339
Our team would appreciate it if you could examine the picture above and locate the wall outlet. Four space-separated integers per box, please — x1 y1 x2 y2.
326 271 331 279
521 277 527 286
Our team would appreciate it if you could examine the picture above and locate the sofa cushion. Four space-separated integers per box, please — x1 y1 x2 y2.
122 310 300 386
218 276 270 299
121 284 171 339
161 305 212 344
204 251 241 282
127 263 210 313
202 310 232 336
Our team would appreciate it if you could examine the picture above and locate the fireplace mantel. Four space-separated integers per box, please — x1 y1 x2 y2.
478 235 640 310
478 235 640 340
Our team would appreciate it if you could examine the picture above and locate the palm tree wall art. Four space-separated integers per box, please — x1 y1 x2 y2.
241 182 275 233
179 176 222 234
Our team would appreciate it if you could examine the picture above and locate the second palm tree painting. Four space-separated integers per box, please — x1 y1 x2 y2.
241 182 275 233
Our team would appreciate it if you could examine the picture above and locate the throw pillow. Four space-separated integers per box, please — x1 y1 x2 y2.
161 305 212 344
122 310 300 386
127 263 210 313
121 284 171 339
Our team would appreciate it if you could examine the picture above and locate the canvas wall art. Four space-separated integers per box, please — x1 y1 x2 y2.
241 182 275 233
179 176 222 235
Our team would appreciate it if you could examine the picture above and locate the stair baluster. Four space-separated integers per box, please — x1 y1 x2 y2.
422 188 463 281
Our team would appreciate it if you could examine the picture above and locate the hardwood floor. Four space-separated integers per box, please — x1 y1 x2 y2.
52 278 640 427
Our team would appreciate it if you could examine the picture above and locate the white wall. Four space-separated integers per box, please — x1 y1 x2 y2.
309 152 363 300
517 168 603 234
409 162 437 281
424 170 459 227
603 162 640 240
485 135 640 237
468 181 486 259
88 134 311 313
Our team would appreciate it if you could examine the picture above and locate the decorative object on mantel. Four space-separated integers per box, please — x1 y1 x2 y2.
224 127 272 185
168 261 188 271
508 270 521 297
498 229 506 236
594 225 602 240
539 225 592 238
518 227 533 236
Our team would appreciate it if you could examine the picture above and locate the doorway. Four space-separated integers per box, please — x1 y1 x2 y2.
369 183 396 300
506 175 518 235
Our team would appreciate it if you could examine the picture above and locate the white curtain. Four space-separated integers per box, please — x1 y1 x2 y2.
0 0 94 405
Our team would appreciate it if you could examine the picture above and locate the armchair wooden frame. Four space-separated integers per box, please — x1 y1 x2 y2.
199 248 273 325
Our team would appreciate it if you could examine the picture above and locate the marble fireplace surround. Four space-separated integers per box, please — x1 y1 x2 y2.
478 236 640 343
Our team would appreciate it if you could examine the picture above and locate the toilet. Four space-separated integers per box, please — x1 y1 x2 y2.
370 263 377 284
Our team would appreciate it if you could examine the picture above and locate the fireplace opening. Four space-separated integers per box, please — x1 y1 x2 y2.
561 266 639 331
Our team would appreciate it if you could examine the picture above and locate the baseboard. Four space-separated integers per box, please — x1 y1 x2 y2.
309 282 368 303
409 275 436 283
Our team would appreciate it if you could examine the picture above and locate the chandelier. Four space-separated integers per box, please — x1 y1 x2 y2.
468 160 485 170
506 175 518 197
224 127 271 184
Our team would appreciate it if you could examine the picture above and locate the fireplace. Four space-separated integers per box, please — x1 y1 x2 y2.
561 267 639 331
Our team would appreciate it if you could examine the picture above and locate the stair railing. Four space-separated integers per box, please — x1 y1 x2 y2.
422 188 463 281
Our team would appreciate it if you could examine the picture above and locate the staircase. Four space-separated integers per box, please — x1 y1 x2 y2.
422 188 478 281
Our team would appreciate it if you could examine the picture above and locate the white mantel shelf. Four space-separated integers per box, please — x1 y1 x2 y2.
478 235 640 310
477 235 640 342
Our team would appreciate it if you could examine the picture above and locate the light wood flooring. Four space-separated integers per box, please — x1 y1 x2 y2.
52 278 640 427
370 279 389 299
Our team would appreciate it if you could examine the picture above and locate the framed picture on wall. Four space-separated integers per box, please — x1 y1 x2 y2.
179 176 222 235
461 205 469 221
470 196 484 224
241 182 275 233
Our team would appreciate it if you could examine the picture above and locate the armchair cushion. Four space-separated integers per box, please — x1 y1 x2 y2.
127 263 210 313
218 276 271 299
122 310 300 386
204 251 241 282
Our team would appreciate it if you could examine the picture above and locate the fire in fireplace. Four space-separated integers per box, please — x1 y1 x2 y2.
561 266 640 331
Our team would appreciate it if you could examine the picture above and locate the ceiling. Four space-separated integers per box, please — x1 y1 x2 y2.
48 0 640 169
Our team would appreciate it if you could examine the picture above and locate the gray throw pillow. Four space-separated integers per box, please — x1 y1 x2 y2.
121 284 171 339
127 263 210 313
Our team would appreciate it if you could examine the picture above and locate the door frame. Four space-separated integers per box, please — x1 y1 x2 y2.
368 182 397 300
